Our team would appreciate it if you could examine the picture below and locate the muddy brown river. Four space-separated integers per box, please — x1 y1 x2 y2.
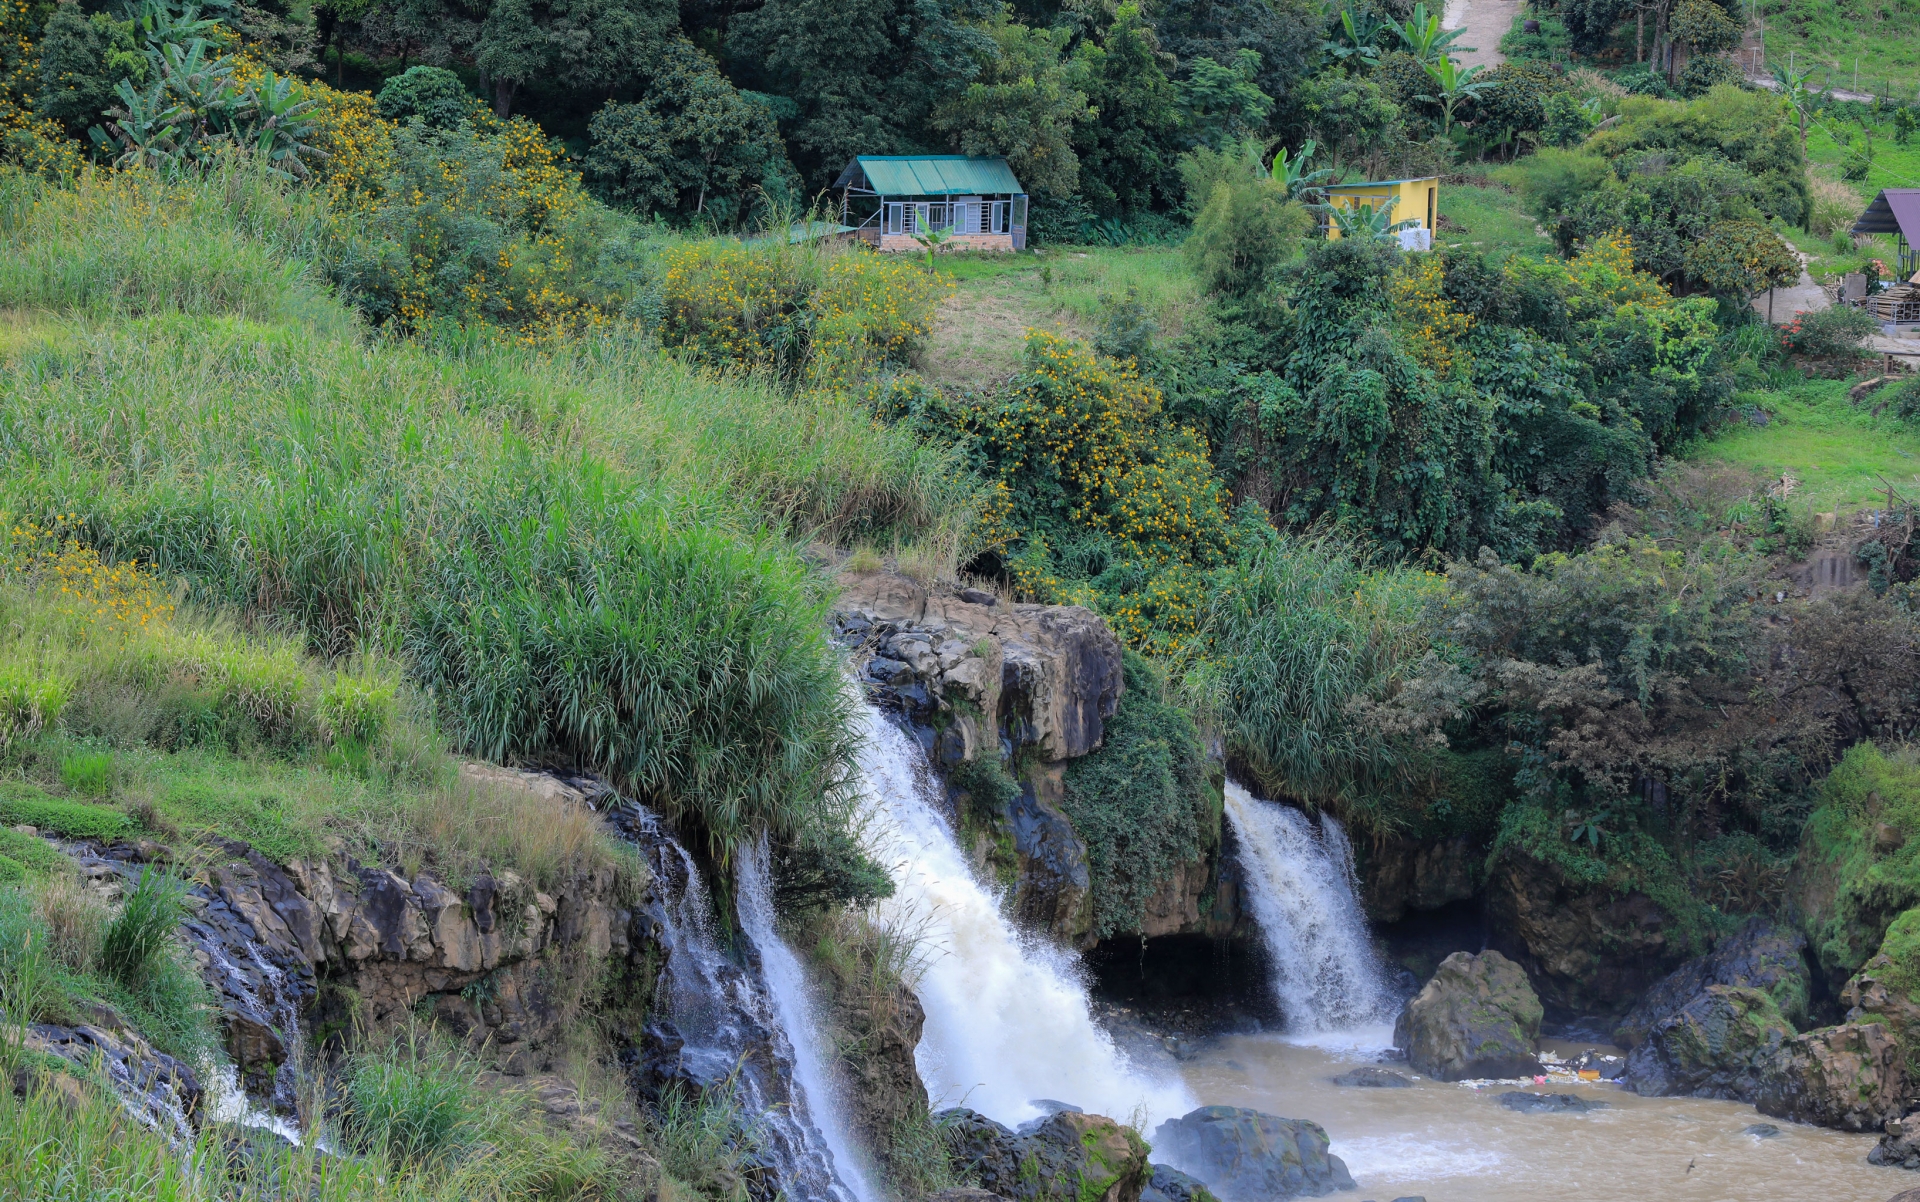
1173 1029 1908 1202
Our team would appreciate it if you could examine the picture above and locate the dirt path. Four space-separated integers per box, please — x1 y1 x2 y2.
1752 252 1832 325
1443 0 1518 71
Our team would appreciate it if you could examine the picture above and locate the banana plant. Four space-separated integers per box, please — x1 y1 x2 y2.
1393 1 1470 64
154 38 243 145
1323 7 1387 63
1269 139 1334 202
241 69 322 179
1417 55 1496 135
1316 193 1419 241
1768 59 1819 150
89 77 187 170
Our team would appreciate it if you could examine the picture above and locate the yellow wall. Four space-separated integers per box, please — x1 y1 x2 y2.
1324 177 1438 240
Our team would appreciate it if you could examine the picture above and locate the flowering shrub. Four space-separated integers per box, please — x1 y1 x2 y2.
0 0 83 177
808 253 951 391
2 516 175 633
1392 253 1473 377
1779 304 1876 366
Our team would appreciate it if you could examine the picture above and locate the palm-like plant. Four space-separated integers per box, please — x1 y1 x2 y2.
242 69 323 180
1324 8 1388 63
1768 59 1819 150
1319 194 1418 241
89 77 187 169
1417 55 1497 135
1269 139 1334 202
1393 2 1471 63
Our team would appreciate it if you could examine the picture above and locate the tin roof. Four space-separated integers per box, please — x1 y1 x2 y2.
1854 189 1920 239
1325 176 1440 190
834 156 1023 196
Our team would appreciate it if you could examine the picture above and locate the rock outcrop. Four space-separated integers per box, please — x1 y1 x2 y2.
1756 1020 1907 1131
24 1022 203 1141
1392 950 1542 1081
1871 1113 1920 1169
1142 1163 1220 1202
939 1107 1151 1202
1623 985 1794 1101
1486 850 1688 1019
1614 917 1809 1049
1360 835 1479 925
1149 1106 1356 1200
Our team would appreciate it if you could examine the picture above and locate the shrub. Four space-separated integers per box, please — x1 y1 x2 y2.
1780 304 1876 362
375 66 485 129
99 867 186 987
0 788 131 840
346 1026 478 1167
1180 144 1307 297
318 667 398 747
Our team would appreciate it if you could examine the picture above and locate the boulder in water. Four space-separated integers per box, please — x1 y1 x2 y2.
1871 1114 1920 1169
1756 1020 1907 1131
1623 985 1794 1101
1330 1067 1411 1088
1614 917 1810 1049
1743 1123 1781 1139
1495 1091 1607 1113
1141 1163 1219 1202
1149 1106 1356 1200
1392 950 1542 1081
940 1107 1150 1202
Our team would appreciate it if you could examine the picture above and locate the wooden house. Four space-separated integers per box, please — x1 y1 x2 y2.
1321 175 1439 246
835 156 1028 252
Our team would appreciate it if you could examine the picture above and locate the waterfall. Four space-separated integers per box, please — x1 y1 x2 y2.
737 838 882 1202
617 805 867 1202
1223 780 1395 1034
855 700 1194 1128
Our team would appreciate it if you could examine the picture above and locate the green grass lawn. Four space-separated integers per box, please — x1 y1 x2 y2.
1689 378 1920 515
1757 0 1920 107
1436 184 1557 260
923 246 1199 387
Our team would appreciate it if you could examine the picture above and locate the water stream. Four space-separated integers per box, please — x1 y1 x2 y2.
1223 779 1397 1034
854 700 1194 1128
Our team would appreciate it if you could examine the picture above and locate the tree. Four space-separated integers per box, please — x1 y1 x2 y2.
931 14 1093 197
1768 58 1818 151
35 1 145 142
1178 48 1273 149
375 64 483 127
1323 7 1388 64
1418 55 1496 135
1182 144 1308 295
1392 1 1470 63
727 0 996 187
1154 0 1323 108
1289 70 1401 177
474 0 678 117
1683 219 1799 303
1073 3 1184 218
585 37 798 223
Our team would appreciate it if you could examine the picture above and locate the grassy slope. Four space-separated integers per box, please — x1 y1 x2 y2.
922 247 1199 387
1437 183 1558 260
1757 0 1920 104
1688 378 1920 514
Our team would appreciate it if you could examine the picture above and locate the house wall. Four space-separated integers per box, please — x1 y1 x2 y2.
1325 179 1438 240
876 232 1016 253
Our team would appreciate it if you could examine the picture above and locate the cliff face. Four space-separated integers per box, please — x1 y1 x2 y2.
835 570 1242 949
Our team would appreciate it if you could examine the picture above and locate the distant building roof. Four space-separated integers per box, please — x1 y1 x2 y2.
1325 176 1441 190
1854 189 1920 240
834 156 1023 196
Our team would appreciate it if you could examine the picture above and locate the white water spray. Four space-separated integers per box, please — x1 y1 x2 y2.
856 701 1194 1128
737 840 883 1202
1223 780 1395 1034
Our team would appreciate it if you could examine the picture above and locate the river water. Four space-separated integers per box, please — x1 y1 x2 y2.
1173 1030 1902 1202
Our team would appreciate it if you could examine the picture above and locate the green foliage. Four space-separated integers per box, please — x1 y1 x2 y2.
1796 743 1920 985
1290 69 1404 173
57 750 112 797
374 65 484 129
585 37 799 226
98 866 185 987
34 1 143 143
0 828 66 879
1060 650 1213 938
1670 0 1743 53
0 789 131 840
1683 219 1801 302
1677 54 1743 99
1178 49 1273 150
1780 304 1877 362
1181 145 1309 296
347 1025 478 1166
1474 61 1565 139
1072 4 1184 221
1391 0 1469 63
932 16 1093 197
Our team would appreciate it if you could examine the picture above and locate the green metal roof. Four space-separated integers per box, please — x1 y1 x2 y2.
836 155 1022 196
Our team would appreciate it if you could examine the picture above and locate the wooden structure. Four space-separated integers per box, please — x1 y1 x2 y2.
1321 175 1439 242
1853 189 1920 282
835 156 1028 252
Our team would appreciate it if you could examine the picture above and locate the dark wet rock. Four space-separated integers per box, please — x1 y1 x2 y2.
1330 1067 1411 1088
1487 849 1688 1019
1392 950 1542 1082
1744 1122 1781 1138
1872 1115 1920 1168
1615 917 1810 1049
1757 1021 1907 1131
1359 835 1479 925
1624 985 1794 1102
1141 1164 1218 1202
1149 1106 1356 1200
940 1106 1151 1202
959 587 998 607
25 1023 202 1139
930 1191 1013 1202
1495 1091 1607 1113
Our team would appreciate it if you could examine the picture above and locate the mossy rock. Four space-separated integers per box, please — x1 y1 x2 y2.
1793 743 1920 989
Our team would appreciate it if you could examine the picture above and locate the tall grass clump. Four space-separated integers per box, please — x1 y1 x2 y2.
0 167 994 859
98 868 186 986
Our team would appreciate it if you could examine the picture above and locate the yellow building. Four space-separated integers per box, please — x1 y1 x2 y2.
1322 176 1439 241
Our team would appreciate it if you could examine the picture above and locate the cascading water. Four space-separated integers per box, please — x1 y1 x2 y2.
616 805 868 1202
1222 780 1395 1034
737 839 882 1202
854 699 1194 1128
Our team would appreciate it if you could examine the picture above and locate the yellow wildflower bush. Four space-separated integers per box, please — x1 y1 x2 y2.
0 0 83 178
1391 253 1473 378
807 252 952 391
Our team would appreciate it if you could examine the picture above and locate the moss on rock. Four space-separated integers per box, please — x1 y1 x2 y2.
1793 743 1920 989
